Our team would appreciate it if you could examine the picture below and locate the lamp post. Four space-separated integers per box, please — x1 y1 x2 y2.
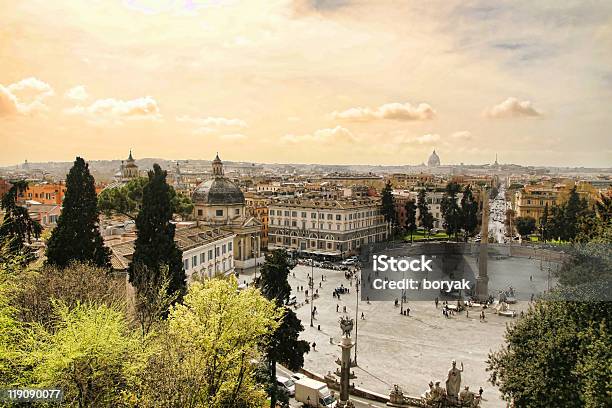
309 257 315 327
354 266 360 365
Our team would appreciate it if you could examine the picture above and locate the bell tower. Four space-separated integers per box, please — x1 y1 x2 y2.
212 153 224 177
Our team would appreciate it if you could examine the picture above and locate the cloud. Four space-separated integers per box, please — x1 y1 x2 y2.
64 85 89 101
332 102 436 122
0 86 20 116
450 130 472 140
0 77 54 116
483 97 542 118
65 96 161 123
176 115 247 134
281 126 357 143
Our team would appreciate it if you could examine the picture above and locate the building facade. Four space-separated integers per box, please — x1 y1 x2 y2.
107 224 236 281
244 192 270 250
191 154 264 271
268 197 388 257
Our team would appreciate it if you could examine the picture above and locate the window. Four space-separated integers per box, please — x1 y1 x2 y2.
198 209 203 216
228 242 233 251
184 259 189 270
192 255 198 267
327 214 333 220
270 210 275 215
215 247 220 257
200 253 205 264
311 213 316 219
292 211 297 217
301 212 307 218
235 208 240 215
208 249 213 259
222 244 227 254
284 211 290 216
336 214 341 220
216 209 224 216
292 220 297 227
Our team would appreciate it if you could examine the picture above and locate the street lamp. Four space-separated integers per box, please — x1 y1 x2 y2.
354 265 360 365
309 257 315 327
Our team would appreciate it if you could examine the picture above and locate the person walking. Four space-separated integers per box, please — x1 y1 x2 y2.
435 297 439 308
361 312 365 320
312 342 316 351
336 304 339 313
479 387 483 399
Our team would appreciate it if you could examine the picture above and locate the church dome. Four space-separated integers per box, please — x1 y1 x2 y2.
427 150 440 167
191 154 245 205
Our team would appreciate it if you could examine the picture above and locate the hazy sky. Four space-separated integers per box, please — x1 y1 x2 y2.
1 0 611 167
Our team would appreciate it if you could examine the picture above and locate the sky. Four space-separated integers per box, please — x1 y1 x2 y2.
1 0 611 167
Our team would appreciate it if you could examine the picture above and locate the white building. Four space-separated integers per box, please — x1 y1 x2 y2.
107 224 236 281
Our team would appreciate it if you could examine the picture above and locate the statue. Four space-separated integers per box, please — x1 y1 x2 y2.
445 360 463 399
459 386 474 405
339 316 354 337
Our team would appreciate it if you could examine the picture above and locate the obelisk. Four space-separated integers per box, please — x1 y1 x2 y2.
475 188 489 301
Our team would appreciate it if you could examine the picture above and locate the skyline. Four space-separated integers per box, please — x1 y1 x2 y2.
2 1 612 167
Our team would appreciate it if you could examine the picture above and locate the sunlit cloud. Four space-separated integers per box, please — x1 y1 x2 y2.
0 77 54 116
64 85 89 101
177 115 247 135
484 97 543 119
332 102 436 122
450 131 472 141
65 96 161 124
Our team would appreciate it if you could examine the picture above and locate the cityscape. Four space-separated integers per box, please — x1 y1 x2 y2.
1 1 611 408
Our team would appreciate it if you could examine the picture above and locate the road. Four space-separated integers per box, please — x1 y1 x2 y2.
488 185 509 244
278 365 387 408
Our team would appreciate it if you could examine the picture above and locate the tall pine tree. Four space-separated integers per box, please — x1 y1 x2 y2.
460 185 479 241
0 180 42 260
441 182 462 241
381 181 396 232
129 164 185 304
404 199 417 242
46 157 110 268
258 249 309 408
417 189 434 236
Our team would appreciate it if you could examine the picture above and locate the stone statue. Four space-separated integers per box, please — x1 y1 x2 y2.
445 360 463 399
427 381 445 404
459 386 474 405
339 316 354 337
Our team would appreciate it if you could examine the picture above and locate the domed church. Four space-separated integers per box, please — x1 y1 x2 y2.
427 149 440 167
192 154 263 272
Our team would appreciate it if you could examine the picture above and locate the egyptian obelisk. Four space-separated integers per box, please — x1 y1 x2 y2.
475 188 489 301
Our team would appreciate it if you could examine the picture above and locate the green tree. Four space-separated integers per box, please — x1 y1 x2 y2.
136 279 282 408
129 164 186 308
563 186 588 241
540 203 549 242
98 177 194 220
381 181 396 235
0 180 42 260
487 300 611 407
33 302 140 408
488 244 611 407
460 185 478 241
515 216 536 238
404 199 417 242
440 182 462 240
417 189 434 236
258 249 309 407
46 157 110 268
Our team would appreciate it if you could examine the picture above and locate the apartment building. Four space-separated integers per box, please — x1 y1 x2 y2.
268 197 388 257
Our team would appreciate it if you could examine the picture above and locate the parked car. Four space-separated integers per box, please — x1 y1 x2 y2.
276 375 296 397
286 295 297 306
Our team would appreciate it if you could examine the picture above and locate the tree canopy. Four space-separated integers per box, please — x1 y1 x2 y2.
45 157 110 268
129 164 186 307
0 180 42 260
98 176 194 220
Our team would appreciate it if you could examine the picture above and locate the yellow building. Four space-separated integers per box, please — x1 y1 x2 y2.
244 192 270 250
